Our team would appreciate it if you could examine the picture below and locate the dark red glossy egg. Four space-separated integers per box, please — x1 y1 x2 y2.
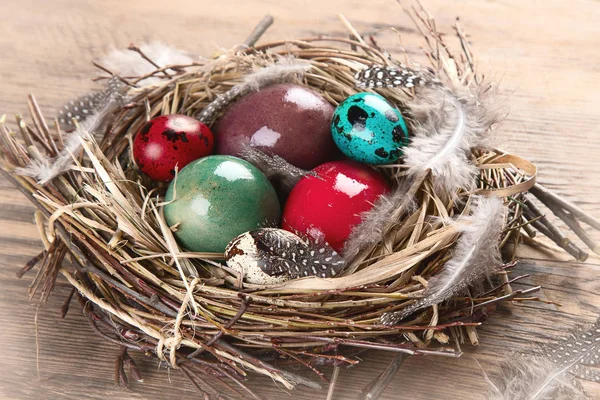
281 160 390 252
215 83 338 170
133 114 214 181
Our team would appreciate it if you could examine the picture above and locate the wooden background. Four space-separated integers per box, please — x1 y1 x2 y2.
1 0 599 399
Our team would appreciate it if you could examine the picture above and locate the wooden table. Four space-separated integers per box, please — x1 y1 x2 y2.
1 0 599 399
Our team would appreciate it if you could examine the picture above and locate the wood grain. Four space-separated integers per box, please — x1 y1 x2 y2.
1 0 599 399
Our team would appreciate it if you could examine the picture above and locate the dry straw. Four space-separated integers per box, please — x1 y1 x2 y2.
1 6 599 399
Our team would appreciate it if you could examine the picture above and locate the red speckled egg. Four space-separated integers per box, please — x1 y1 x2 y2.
281 160 390 252
215 83 338 170
133 114 214 181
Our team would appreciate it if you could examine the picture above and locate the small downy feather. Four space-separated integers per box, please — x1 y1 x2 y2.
16 101 116 184
197 55 312 123
240 146 314 194
99 42 194 86
342 179 415 263
403 85 505 196
486 318 600 400
381 196 505 325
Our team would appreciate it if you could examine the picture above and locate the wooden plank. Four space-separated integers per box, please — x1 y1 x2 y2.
0 0 599 398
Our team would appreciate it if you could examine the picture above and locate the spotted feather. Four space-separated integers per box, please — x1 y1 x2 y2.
355 65 429 89
225 228 346 284
56 77 124 130
487 318 600 400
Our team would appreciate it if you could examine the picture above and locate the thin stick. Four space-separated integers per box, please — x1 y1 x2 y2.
554 208 600 254
521 216 537 238
326 366 341 400
302 336 460 357
27 95 58 156
243 15 274 48
92 62 137 88
524 211 587 261
523 197 569 246
60 287 76 318
128 44 173 78
359 353 408 400
457 286 541 311
530 183 600 230
14 115 33 147
16 249 46 278
206 295 252 346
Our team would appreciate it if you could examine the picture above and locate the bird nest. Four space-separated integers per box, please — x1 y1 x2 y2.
1 9 598 399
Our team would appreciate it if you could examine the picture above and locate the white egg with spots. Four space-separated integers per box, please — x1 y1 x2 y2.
224 230 292 285
224 228 347 285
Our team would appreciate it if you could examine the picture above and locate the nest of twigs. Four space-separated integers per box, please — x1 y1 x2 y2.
2 8 599 399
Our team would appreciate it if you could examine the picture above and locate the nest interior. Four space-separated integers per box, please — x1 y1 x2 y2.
2 11 597 398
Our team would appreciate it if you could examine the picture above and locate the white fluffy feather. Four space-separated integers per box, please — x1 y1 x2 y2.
100 42 194 86
487 355 588 400
381 196 505 325
403 85 505 196
342 180 415 263
239 55 312 92
16 105 110 184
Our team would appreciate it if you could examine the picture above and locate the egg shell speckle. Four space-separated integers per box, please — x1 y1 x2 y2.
133 114 214 181
225 230 292 285
331 92 409 164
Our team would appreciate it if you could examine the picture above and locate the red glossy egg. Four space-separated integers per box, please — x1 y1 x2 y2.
133 114 214 181
281 160 390 252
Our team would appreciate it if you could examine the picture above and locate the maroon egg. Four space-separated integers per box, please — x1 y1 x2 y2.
133 114 214 181
215 84 337 170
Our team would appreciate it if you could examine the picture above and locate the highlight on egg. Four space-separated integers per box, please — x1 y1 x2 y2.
215 83 339 170
281 160 390 252
331 92 409 164
163 155 280 253
133 114 214 181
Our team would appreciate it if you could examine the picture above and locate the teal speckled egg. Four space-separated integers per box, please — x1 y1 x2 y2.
331 92 409 164
163 155 281 253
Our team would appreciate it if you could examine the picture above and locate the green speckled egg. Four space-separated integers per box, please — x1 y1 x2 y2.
331 92 409 164
163 155 280 253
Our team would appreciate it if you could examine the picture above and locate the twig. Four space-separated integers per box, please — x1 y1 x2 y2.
123 353 143 383
92 62 138 88
303 336 461 357
16 249 46 278
520 216 537 238
523 197 568 246
60 287 76 318
553 208 599 255
115 346 128 387
523 197 588 261
326 366 341 400
243 15 274 48
128 44 173 78
206 295 252 346
530 183 600 230
275 347 328 383
359 353 408 400
457 286 541 312
179 363 212 399
27 95 58 156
